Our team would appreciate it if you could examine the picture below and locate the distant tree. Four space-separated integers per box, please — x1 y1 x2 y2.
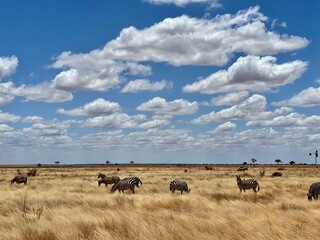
55 161 60 165
251 158 257 166
106 160 110 165
289 161 296 166
275 159 282 165
243 162 247 165
37 163 41 167
130 161 134 164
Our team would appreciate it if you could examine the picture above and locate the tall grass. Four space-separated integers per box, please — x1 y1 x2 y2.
0 165 320 239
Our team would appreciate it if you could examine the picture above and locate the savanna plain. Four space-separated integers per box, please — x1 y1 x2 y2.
0 164 320 240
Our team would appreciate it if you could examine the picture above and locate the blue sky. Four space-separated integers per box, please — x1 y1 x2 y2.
0 0 319 164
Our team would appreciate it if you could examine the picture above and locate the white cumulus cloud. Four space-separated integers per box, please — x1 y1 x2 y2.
272 87 320 107
192 94 280 124
137 97 198 115
183 55 307 94
57 98 120 117
51 52 151 92
0 56 18 80
83 113 147 129
121 79 173 93
0 81 73 103
0 111 20 123
104 6 308 66
144 0 221 8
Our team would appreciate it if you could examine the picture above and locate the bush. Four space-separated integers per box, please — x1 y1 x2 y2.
20 227 57 240
272 171 282 177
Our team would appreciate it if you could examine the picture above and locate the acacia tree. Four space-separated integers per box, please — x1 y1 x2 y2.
289 161 296 166
55 161 60 165
130 161 134 164
106 160 110 165
251 158 257 166
275 159 282 165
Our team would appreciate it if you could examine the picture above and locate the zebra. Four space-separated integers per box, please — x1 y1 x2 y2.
236 175 259 193
122 176 142 188
11 176 28 185
110 180 135 194
98 176 120 187
170 180 191 194
307 182 320 201
204 165 213 171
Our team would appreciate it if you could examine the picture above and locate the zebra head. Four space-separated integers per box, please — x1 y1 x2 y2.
236 175 242 185
98 172 106 179
110 182 119 193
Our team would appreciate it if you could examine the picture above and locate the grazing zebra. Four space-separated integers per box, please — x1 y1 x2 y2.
11 176 27 185
170 180 191 194
307 182 320 201
98 176 120 187
236 175 259 193
122 176 142 188
110 180 135 194
27 168 37 177
205 165 213 171
237 167 248 172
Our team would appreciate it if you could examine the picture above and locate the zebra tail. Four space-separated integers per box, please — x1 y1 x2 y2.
257 184 260 191
139 179 142 186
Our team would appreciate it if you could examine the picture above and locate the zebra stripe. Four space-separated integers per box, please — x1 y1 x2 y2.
307 182 320 201
170 180 191 194
122 176 142 188
111 180 135 194
236 175 259 193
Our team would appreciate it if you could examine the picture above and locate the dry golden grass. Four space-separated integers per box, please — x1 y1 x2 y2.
0 164 320 240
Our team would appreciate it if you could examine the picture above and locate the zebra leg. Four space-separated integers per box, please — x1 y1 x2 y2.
131 187 135 194
181 191 183 194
